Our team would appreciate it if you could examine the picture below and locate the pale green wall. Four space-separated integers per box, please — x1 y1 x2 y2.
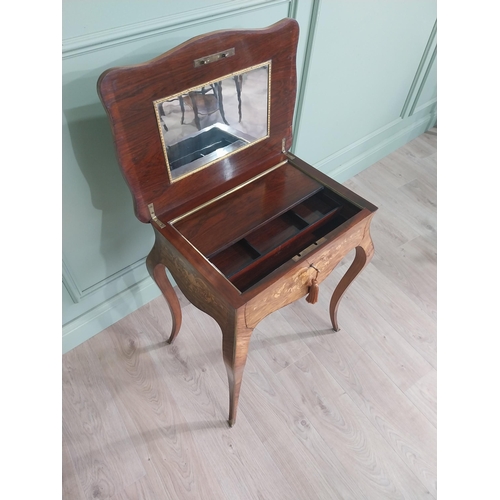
62 0 437 353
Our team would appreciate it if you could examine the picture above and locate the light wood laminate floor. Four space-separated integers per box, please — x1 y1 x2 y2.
63 129 437 500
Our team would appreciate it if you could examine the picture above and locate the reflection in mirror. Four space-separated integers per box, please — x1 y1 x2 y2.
154 62 270 181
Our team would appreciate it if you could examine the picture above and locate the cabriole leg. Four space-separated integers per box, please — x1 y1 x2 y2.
146 250 182 344
329 234 374 332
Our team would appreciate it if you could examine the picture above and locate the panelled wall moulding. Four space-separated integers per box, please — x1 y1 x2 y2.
62 0 291 58
63 256 150 304
400 20 437 119
409 46 437 116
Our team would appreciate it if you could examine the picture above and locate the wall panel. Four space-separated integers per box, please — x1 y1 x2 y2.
293 0 436 176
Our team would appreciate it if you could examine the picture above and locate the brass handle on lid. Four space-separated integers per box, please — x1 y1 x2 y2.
194 48 235 67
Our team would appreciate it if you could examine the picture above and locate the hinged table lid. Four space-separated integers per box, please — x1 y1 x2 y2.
98 18 299 223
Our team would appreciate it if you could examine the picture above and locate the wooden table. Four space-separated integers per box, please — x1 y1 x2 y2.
98 18 377 426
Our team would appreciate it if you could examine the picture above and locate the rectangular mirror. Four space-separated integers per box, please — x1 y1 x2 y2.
154 62 271 181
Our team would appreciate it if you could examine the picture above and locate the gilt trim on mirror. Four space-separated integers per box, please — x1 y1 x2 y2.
153 61 271 182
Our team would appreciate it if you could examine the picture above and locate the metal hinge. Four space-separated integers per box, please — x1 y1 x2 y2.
148 203 166 228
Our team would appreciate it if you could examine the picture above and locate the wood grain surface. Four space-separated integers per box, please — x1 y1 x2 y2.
98 19 300 223
174 164 322 256
62 130 437 499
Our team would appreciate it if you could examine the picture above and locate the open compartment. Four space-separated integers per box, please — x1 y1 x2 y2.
207 187 361 292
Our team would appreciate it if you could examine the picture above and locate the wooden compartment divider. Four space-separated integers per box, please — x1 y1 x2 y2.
207 188 361 292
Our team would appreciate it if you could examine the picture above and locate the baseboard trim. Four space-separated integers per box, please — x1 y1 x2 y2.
323 113 437 183
62 276 161 354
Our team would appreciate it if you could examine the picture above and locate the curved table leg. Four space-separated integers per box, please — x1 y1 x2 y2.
221 310 253 427
146 251 182 344
329 234 374 332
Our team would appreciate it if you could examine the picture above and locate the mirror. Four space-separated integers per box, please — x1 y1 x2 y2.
154 62 270 181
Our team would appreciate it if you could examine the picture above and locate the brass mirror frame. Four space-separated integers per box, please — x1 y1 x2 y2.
153 60 272 182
